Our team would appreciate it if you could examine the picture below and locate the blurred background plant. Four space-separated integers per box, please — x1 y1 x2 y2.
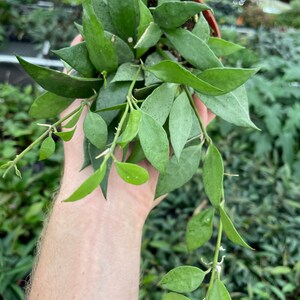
1 0 300 299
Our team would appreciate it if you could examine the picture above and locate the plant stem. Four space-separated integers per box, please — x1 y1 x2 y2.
155 44 171 60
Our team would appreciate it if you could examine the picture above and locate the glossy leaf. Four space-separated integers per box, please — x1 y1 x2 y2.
64 107 83 129
220 206 254 250
52 42 95 77
155 144 201 198
141 83 177 125
203 144 224 207
64 163 107 202
39 136 55 161
112 63 144 83
196 86 259 129
153 1 210 29
165 28 222 70
139 111 169 173
209 279 232 300
197 67 259 94
163 293 191 300
17 56 103 98
119 110 142 148
186 208 215 251
115 161 149 185
54 127 76 142
159 266 206 293
83 111 108 150
135 22 162 50
29 92 73 119
83 0 118 73
146 61 223 96
169 92 193 160
208 37 244 57
192 13 210 42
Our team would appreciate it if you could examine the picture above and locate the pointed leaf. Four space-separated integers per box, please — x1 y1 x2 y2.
135 22 162 50
139 111 169 173
165 28 222 70
39 136 55 161
208 37 245 57
209 279 232 300
29 92 73 119
64 108 83 129
186 208 215 251
54 127 76 142
159 266 206 293
112 63 144 83
203 144 224 207
153 1 210 29
220 206 254 250
169 92 194 160
141 83 177 125
17 56 103 98
83 111 108 150
155 144 201 198
163 293 191 300
192 13 210 42
115 161 149 185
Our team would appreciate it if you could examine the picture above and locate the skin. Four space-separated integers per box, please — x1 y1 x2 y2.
27 36 215 300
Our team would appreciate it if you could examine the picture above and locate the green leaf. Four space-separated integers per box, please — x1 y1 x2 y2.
169 92 193 160
52 42 95 77
144 51 164 86
64 107 83 128
83 0 118 73
146 61 223 96
39 136 55 161
17 56 103 98
164 28 222 70
135 22 162 50
208 37 245 57
159 266 206 293
81 138 91 171
139 111 169 173
112 63 144 83
186 208 215 251
127 141 146 163
29 92 73 119
220 206 254 250
209 279 232 300
83 111 108 150
141 83 177 125
119 110 142 148
64 162 107 202
74 22 84 36
197 86 259 129
203 144 224 207
108 0 139 43
163 293 191 300
153 1 210 29
197 67 259 94
192 13 210 42
155 144 201 198
264 266 292 275
115 161 149 185
54 127 76 142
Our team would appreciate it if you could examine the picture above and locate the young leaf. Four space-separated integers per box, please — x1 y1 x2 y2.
196 86 259 130
192 13 210 42
141 83 177 125
29 92 73 119
17 56 103 98
139 111 169 173
64 162 107 202
209 279 232 300
155 144 201 198
208 37 245 57
64 107 83 129
164 28 222 70
197 67 259 94
119 110 142 148
112 63 144 83
203 144 224 207
83 111 108 150
54 127 76 142
163 293 191 300
220 206 254 250
115 161 149 185
147 61 224 96
153 1 210 29
186 207 215 251
169 92 194 160
39 136 56 161
135 22 162 50
83 0 118 73
159 266 206 293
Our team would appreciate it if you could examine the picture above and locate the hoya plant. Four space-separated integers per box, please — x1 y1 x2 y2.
1 0 259 299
